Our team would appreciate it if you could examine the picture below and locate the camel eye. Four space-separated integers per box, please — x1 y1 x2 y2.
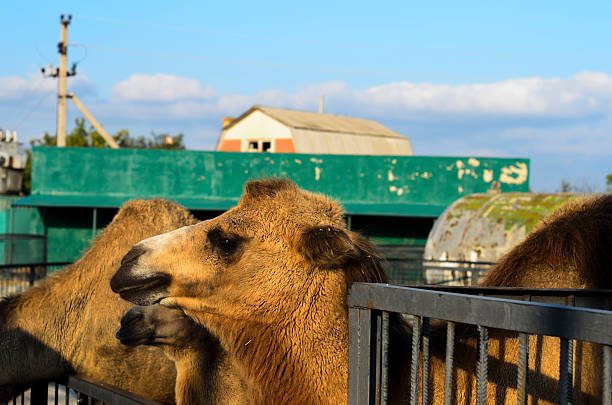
208 228 242 258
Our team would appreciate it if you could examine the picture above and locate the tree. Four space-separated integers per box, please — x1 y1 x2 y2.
607 174 612 192
22 119 186 194
557 178 597 194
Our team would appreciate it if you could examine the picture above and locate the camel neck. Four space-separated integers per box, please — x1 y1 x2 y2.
193 307 347 405
0 285 77 385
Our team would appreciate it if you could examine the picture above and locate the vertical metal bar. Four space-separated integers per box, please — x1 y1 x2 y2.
604 345 612 405
359 308 373 404
566 296 575 405
347 307 361 405
567 339 574 405
43 233 48 265
517 332 529 405
443 321 455 405
410 316 422 405
77 393 88 405
373 310 383 405
380 311 390 405
559 338 570 405
476 325 489 405
54 382 59 405
28 265 35 286
30 382 48 405
7 207 14 265
91 208 97 240
65 385 69 405
422 317 431 405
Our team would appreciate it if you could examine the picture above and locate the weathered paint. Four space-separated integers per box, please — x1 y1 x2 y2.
423 192 579 283
499 162 529 185
21 147 530 217
16 147 531 263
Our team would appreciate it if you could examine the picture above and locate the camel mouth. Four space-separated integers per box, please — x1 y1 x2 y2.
111 273 171 306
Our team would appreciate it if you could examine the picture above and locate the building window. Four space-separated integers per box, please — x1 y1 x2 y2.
246 140 272 152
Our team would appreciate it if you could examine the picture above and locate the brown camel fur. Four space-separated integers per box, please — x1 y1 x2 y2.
0 199 199 404
470 193 612 404
111 180 611 404
116 304 247 405
483 193 612 289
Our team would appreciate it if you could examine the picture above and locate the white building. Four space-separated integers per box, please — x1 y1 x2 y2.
216 106 413 155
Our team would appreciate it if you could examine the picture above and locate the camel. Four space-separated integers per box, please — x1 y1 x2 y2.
116 304 247 405
0 199 200 404
111 179 611 404
482 193 612 289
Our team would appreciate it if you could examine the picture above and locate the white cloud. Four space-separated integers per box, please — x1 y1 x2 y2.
112 74 215 102
353 72 612 118
103 72 612 121
0 72 96 100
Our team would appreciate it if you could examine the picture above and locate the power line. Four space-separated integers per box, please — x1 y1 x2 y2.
12 91 55 131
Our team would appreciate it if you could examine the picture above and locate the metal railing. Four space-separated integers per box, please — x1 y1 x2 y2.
347 283 612 405
377 245 495 285
420 259 495 285
0 262 71 297
0 234 48 265
4 375 163 405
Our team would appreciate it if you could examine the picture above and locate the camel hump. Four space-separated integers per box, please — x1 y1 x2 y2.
243 178 296 200
114 199 198 228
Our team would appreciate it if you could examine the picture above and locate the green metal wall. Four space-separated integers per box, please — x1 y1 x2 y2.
27 147 529 214
16 147 530 263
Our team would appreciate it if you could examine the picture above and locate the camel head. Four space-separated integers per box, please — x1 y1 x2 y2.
111 178 386 321
110 178 390 403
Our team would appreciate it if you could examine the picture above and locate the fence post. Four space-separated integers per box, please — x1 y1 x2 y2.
30 381 48 405
28 265 36 286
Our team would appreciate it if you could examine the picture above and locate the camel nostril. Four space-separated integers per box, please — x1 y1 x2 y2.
120 245 147 266
119 309 144 329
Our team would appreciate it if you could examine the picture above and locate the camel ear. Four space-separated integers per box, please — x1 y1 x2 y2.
297 226 360 268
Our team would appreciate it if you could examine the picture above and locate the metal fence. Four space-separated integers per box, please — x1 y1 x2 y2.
347 283 612 405
4 375 163 405
0 234 48 266
378 245 494 285
0 262 71 297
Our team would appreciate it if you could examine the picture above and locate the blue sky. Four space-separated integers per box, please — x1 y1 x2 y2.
2 1 611 192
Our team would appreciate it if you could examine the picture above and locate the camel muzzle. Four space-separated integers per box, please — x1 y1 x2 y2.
115 306 154 347
111 246 172 305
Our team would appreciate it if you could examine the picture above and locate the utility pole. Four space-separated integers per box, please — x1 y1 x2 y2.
57 14 71 147
42 15 118 149
42 14 75 147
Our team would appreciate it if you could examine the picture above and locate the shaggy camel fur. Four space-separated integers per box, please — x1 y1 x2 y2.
473 193 612 404
0 199 198 404
116 304 247 405
111 180 611 404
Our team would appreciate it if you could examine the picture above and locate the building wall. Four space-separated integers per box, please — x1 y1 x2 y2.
29 147 530 213
291 128 413 155
20 147 531 263
219 110 294 152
